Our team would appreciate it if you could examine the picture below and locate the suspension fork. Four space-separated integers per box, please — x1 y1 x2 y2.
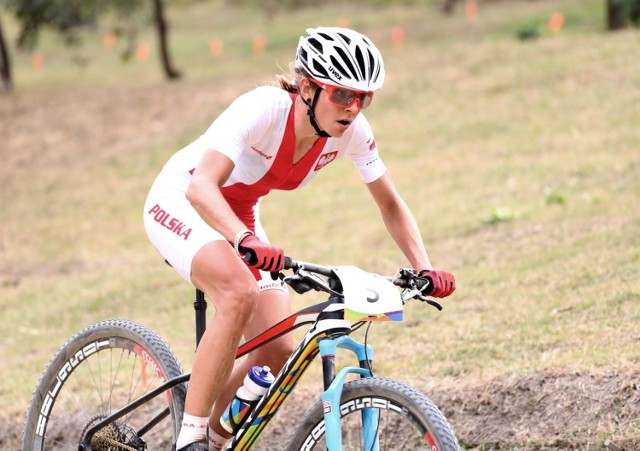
319 335 379 451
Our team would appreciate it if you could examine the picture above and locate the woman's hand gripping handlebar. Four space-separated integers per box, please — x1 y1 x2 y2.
237 233 285 272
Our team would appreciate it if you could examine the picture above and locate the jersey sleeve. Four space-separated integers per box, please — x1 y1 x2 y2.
199 87 287 164
346 115 387 183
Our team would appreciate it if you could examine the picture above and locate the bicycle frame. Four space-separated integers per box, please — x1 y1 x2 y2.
80 291 371 450
230 298 376 450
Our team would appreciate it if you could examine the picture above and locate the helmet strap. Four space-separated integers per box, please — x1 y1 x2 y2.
301 89 331 138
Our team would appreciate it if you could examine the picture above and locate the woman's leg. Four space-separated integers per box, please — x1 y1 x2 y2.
185 241 261 418
208 288 295 437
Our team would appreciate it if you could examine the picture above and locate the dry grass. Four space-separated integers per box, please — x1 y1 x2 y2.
1 0 639 448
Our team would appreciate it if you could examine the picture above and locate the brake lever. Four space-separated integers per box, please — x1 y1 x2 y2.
285 269 340 296
284 274 314 294
416 293 443 311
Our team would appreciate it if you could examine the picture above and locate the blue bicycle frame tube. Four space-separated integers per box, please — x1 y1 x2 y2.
319 336 380 451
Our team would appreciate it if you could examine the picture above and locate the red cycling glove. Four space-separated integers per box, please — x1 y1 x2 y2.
238 235 285 272
418 269 456 298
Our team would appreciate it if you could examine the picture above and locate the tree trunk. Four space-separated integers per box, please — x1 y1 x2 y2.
0 16 13 93
441 0 457 15
152 0 181 80
607 0 628 30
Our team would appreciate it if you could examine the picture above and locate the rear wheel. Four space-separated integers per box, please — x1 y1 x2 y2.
22 319 186 450
285 377 459 450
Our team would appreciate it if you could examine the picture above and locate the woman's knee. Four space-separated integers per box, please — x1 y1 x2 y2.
215 282 261 321
190 241 261 320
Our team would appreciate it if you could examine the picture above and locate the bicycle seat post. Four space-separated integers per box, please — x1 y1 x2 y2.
194 289 207 348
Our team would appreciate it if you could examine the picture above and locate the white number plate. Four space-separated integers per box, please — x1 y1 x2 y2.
333 266 403 322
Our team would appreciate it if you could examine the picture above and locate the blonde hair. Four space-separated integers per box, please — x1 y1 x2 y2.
273 65 313 94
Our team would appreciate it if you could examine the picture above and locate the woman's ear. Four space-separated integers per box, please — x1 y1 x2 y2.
299 78 313 99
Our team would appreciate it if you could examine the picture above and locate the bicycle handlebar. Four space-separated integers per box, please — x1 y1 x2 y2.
283 256 333 277
282 256 433 296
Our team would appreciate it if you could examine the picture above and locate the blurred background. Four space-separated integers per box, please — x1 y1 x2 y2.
1 0 639 448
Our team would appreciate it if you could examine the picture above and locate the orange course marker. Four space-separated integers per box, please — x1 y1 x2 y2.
32 52 44 70
336 17 350 28
465 0 478 23
136 43 150 63
253 35 266 57
391 27 405 50
548 13 565 33
103 31 117 50
209 39 224 57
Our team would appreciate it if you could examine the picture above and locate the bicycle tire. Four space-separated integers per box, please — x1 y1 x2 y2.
284 377 459 451
22 319 186 450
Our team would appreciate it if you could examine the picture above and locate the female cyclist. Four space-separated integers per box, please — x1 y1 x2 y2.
143 27 456 450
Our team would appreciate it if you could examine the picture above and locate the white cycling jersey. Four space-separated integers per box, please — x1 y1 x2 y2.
144 86 387 287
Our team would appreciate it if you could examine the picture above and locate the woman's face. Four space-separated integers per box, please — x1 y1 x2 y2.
300 78 365 138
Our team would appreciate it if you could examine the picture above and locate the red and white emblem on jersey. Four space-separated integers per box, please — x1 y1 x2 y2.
314 151 338 171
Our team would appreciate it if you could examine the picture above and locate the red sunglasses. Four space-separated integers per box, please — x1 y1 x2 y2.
309 78 375 109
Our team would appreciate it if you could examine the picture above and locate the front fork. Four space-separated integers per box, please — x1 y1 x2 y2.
319 335 379 451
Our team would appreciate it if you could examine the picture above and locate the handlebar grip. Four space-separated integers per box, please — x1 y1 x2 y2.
416 276 432 294
242 250 257 266
283 256 294 270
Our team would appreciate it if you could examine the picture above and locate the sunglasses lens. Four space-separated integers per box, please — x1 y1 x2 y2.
360 93 373 108
330 88 356 106
329 88 374 109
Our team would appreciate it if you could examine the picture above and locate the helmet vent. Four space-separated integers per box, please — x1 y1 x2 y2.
318 32 335 42
312 60 329 78
308 37 323 53
333 48 357 78
354 47 366 78
337 32 352 45
367 50 375 79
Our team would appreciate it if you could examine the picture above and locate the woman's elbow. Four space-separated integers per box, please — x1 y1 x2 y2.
185 179 204 206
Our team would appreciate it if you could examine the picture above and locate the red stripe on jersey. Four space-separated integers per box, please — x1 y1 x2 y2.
221 93 327 231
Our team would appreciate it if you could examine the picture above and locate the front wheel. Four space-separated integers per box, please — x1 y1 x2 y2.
22 319 186 450
285 377 459 451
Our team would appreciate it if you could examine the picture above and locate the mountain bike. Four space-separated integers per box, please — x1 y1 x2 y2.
22 256 460 450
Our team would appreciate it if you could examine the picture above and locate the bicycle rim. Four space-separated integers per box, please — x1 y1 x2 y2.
22 319 185 450
285 377 459 451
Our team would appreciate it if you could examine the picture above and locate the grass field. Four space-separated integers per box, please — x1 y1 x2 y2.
2 0 639 448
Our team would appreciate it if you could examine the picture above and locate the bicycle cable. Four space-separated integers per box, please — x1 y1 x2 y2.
363 322 374 376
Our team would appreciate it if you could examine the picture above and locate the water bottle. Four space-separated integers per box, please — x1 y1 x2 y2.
220 365 275 434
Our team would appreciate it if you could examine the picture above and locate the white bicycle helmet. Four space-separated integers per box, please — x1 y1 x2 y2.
295 27 385 92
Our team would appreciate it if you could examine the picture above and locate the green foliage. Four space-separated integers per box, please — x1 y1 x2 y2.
516 21 542 41
481 207 521 225
630 0 640 25
544 188 566 206
608 0 640 28
2 0 149 50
